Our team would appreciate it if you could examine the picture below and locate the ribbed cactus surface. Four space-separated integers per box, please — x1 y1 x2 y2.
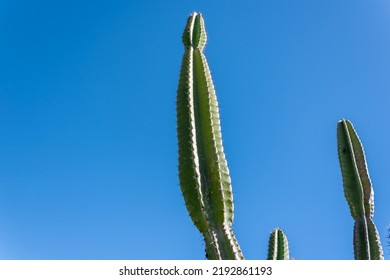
337 119 384 260
267 228 290 260
176 12 243 260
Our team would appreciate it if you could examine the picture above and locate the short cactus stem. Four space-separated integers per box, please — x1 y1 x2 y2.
267 228 290 260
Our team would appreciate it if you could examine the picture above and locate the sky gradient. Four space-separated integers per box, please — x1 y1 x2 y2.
1 0 390 259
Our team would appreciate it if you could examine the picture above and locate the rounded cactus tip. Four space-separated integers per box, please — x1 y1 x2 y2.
338 118 349 124
267 228 290 260
182 12 207 50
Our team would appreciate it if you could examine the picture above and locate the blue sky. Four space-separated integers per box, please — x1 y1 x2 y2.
1 0 390 260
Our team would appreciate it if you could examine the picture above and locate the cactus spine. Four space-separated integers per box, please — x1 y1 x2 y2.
176 12 243 260
337 119 384 259
267 228 290 260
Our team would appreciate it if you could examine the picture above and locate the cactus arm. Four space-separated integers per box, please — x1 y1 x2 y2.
177 12 243 260
267 228 290 260
337 119 384 259
337 119 373 219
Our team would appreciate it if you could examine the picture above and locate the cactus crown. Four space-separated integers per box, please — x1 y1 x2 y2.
182 13 207 50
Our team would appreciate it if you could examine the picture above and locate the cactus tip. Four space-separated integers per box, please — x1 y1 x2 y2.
267 228 290 260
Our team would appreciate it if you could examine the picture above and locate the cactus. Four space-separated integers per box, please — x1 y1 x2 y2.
337 119 384 259
176 12 243 260
267 228 290 260
176 12 385 260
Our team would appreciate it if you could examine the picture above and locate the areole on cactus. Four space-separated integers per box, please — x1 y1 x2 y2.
176 12 384 260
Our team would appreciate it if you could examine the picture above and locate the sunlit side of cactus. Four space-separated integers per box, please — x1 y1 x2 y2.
337 119 384 259
176 12 243 260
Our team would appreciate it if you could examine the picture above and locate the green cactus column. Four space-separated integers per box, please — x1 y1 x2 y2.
337 119 384 260
176 12 243 260
267 228 290 260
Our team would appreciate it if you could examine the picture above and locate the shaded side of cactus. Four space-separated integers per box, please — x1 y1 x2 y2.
267 228 290 260
337 119 384 259
176 12 243 260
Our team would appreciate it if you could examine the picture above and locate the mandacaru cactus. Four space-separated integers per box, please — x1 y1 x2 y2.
176 11 290 260
176 12 384 260
337 119 384 259
267 228 290 260
176 12 244 260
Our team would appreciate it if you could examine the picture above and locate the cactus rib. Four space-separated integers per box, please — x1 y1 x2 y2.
177 12 243 260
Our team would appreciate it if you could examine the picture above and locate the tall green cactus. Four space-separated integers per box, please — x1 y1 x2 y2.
176 12 385 261
337 119 384 259
176 12 243 260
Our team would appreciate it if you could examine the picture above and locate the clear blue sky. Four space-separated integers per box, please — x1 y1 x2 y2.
1 0 389 260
